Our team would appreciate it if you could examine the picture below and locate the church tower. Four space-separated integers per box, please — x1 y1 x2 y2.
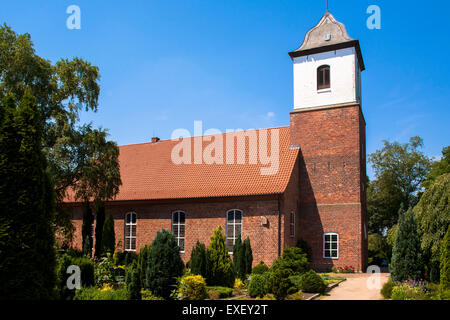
289 11 368 271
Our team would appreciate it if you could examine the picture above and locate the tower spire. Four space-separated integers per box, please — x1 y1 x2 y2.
326 0 329 12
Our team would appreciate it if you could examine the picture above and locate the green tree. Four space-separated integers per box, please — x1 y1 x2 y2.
243 237 253 275
190 240 207 278
232 234 244 280
367 137 431 233
368 233 389 264
0 90 56 299
137 244 151 288
206 226 235 288
81 200 94 257
146 229 184 299
126 261 141 300
102 214 115 254
390 207 424 281
94 201 105 257
440 226 450 291
422 146 450 189
414 173 450 282
0 24 121 245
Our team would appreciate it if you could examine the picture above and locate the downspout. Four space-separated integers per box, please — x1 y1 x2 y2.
278 195 282 257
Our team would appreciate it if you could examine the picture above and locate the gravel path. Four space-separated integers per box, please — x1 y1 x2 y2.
320 273 390 300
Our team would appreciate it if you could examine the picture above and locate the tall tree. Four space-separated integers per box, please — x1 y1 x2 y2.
0 24 121 245
422 146 450 190
81 200 94 257
390 207 424 281
243 237 253 275
367 137 431 233
414 173 450 281
0 89 56 299
190 240 207 278
102 214 115 254
232 234 244 280
94 201 105 258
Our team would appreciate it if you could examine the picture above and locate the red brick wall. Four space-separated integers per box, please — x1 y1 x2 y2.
290 104 367 271
67 196 283 267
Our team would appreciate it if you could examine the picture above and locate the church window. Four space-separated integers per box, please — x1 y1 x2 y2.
226 209 242 252
125 212 137 251
323 232 338 259
172 211 185 252
317 65 330 90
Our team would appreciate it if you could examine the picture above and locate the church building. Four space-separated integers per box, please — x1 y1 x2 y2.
66 11 368 272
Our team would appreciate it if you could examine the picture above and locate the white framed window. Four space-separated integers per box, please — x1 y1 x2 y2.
172 211 185 252
323 233 339 259
290 212 295 238
226 209 242 253
124 212 137 251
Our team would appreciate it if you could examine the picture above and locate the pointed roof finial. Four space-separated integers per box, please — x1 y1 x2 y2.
326 0 329 12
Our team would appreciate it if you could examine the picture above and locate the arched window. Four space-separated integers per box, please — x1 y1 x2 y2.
226 209 242 252
317 65 330 90
323 232 338 259
125 212 137 251
172 211 185 252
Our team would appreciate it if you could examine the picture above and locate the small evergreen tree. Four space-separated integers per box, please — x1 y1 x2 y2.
102 214 115 254
390 207 424 281
126 261 141 300
206 226 235 288
440 226 450 291
190 240 207 278
232 234 244 280
0 90 56 299
81 200 94 257
146 229 184 299
94 201 105 258
243 237 253 275
138 244 151 288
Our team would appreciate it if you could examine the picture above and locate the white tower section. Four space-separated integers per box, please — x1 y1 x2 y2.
289 12 365 110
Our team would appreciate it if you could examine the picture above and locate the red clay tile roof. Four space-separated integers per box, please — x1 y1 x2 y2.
65 126 298 202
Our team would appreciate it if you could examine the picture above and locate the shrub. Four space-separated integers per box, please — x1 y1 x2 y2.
248 274 269 298
256 293 276 300
299 270 326 294
288 275 302 291
126 261 141 300
95 254 115 287
57 254 95 300
73 287 128 300
234 278 246 290
390 207 424 281
440 226 450 291
141 289 164 300
286 290 303 300
102 214 115 254
190 240 207 278
272 247 309 275
332 265 356 273
176 275 208 300
391 285 428 300
296 239 312 262
146 229 184 299
252 261 269 275
381 279 395 299
267 267 294 299
206 226 235 288
137 245 151 288
207 286 233 299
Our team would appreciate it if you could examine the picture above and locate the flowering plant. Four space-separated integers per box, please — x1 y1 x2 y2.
333 265 355 273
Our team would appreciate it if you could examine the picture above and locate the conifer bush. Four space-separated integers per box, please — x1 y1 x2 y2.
146 229 184 299
298 270 326 294
248 274 269 298
102 214 115 254
190 240 207 278
390 207 424 281
206 226 235 288
138 245 151 288
243 237 253 276
126 261 141 300
176 275 208 300
252 261 269 275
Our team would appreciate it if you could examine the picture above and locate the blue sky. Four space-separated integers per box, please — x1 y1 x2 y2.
1 1 449 178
